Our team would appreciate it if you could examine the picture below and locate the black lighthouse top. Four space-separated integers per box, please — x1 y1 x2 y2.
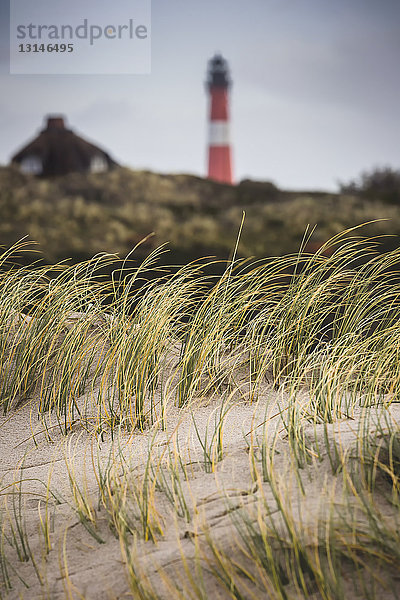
206 54 231 89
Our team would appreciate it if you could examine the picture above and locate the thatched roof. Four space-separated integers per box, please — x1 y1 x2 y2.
11 116 118 177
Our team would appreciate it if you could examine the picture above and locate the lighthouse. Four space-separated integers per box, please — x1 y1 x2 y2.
206 54 233 184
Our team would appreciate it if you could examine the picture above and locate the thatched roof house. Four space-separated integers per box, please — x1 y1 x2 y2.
11 116 118 176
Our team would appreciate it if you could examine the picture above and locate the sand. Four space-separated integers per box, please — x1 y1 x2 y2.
1 329 400 599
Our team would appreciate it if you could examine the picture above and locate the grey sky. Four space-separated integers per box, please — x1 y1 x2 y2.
0 0 399 190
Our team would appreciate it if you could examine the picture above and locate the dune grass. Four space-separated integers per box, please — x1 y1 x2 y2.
1 226 400 429
1 225 400 598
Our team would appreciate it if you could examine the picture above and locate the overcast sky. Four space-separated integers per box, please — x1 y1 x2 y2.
1 0 399 190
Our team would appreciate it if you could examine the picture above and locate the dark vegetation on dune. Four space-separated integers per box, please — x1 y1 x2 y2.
1 165 400 268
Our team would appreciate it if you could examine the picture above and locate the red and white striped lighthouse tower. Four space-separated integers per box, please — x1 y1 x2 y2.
206 54 233 184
